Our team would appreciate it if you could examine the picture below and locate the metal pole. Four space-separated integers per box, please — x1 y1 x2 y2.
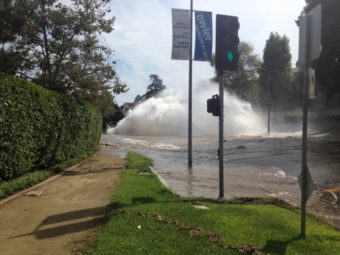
218 73 224 199
188 0 193 168
301 15 310 239
267 73 271 135
301 67 309 238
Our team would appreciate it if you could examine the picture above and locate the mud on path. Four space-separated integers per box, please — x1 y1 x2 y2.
0 153 124 255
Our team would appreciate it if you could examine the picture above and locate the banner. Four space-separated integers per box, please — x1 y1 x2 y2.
171 9 190 60
194 11 212 61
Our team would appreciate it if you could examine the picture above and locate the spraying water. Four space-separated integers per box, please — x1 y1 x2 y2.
114 81 266 136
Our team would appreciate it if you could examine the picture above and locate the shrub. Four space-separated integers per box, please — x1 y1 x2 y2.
0 74 102 180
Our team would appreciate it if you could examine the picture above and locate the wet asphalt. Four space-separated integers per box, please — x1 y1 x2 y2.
101 130 340 228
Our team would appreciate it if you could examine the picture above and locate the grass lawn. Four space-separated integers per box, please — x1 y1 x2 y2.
89 152 340 255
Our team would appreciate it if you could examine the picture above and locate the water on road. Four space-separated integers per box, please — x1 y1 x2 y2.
101 131 340 228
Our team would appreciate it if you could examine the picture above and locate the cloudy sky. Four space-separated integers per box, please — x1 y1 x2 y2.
104 0 306 105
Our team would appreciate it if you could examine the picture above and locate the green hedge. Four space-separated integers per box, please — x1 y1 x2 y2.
0 74 102 181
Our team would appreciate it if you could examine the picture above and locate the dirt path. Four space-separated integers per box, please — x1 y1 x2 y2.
0 152 124 255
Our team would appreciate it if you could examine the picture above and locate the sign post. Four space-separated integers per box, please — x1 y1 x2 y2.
298 3 321 238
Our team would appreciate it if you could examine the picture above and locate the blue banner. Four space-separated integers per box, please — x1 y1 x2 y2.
194 11 212 61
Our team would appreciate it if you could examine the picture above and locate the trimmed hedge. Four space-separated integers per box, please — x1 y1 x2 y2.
0 74 102 181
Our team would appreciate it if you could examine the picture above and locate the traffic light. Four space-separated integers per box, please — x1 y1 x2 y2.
207 95 220 116
215 15 240 73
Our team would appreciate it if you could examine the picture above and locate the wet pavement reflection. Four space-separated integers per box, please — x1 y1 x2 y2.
101 132 340 229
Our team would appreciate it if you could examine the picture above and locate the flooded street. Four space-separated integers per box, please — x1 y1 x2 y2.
101 131 340 229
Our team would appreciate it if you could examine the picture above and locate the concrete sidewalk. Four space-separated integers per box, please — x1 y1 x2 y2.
0 153 124 255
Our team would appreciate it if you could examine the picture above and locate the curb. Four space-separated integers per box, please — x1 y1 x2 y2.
148 166 178 196
0 163 80 206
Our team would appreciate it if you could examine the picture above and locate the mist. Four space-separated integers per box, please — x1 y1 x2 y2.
114 81 268 136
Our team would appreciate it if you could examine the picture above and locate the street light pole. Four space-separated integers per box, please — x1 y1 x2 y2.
188 0 193 168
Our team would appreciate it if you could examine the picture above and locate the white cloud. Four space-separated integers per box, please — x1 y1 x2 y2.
104 0 306 105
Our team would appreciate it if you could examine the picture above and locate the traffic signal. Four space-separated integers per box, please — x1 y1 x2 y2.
207 95 220 116
215 15 240 73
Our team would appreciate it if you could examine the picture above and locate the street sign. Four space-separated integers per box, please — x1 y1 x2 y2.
298 4 322 68
298 15 308 68
298 165 315 201
308 4 322 62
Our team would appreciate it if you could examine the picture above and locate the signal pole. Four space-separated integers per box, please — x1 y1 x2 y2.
214 14 240 200
218 72 224 199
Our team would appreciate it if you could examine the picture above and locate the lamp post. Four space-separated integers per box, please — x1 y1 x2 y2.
188 0 193 168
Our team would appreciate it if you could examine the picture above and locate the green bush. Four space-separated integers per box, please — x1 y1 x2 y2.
0 74 102 181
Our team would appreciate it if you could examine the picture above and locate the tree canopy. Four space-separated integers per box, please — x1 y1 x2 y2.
0 0 26 74
0 0 128 118
259 32 294 109
134 74 166 104
211 41 262 104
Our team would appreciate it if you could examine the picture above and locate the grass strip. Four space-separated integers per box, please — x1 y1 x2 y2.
0 147 98 199
0 170 50 198
89 151 340 255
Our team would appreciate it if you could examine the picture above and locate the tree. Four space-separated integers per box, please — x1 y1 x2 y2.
145 74 166 99
259 32 293 109
0 0 26 74
210 41 262 104
65 33 128 118
0 0 128 117
134 74 166 103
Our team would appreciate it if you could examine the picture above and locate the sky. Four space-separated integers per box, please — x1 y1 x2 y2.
103 0 306 105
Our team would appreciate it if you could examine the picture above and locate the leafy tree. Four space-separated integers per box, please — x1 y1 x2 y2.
66 33 128 118
134 95 142 103
0 0 128 117
259 32 293 109
145 74 166 98
210 41 262 104
0 0 26 74
134 74 166 103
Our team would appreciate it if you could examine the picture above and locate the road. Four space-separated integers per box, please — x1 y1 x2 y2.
102 131 340 229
